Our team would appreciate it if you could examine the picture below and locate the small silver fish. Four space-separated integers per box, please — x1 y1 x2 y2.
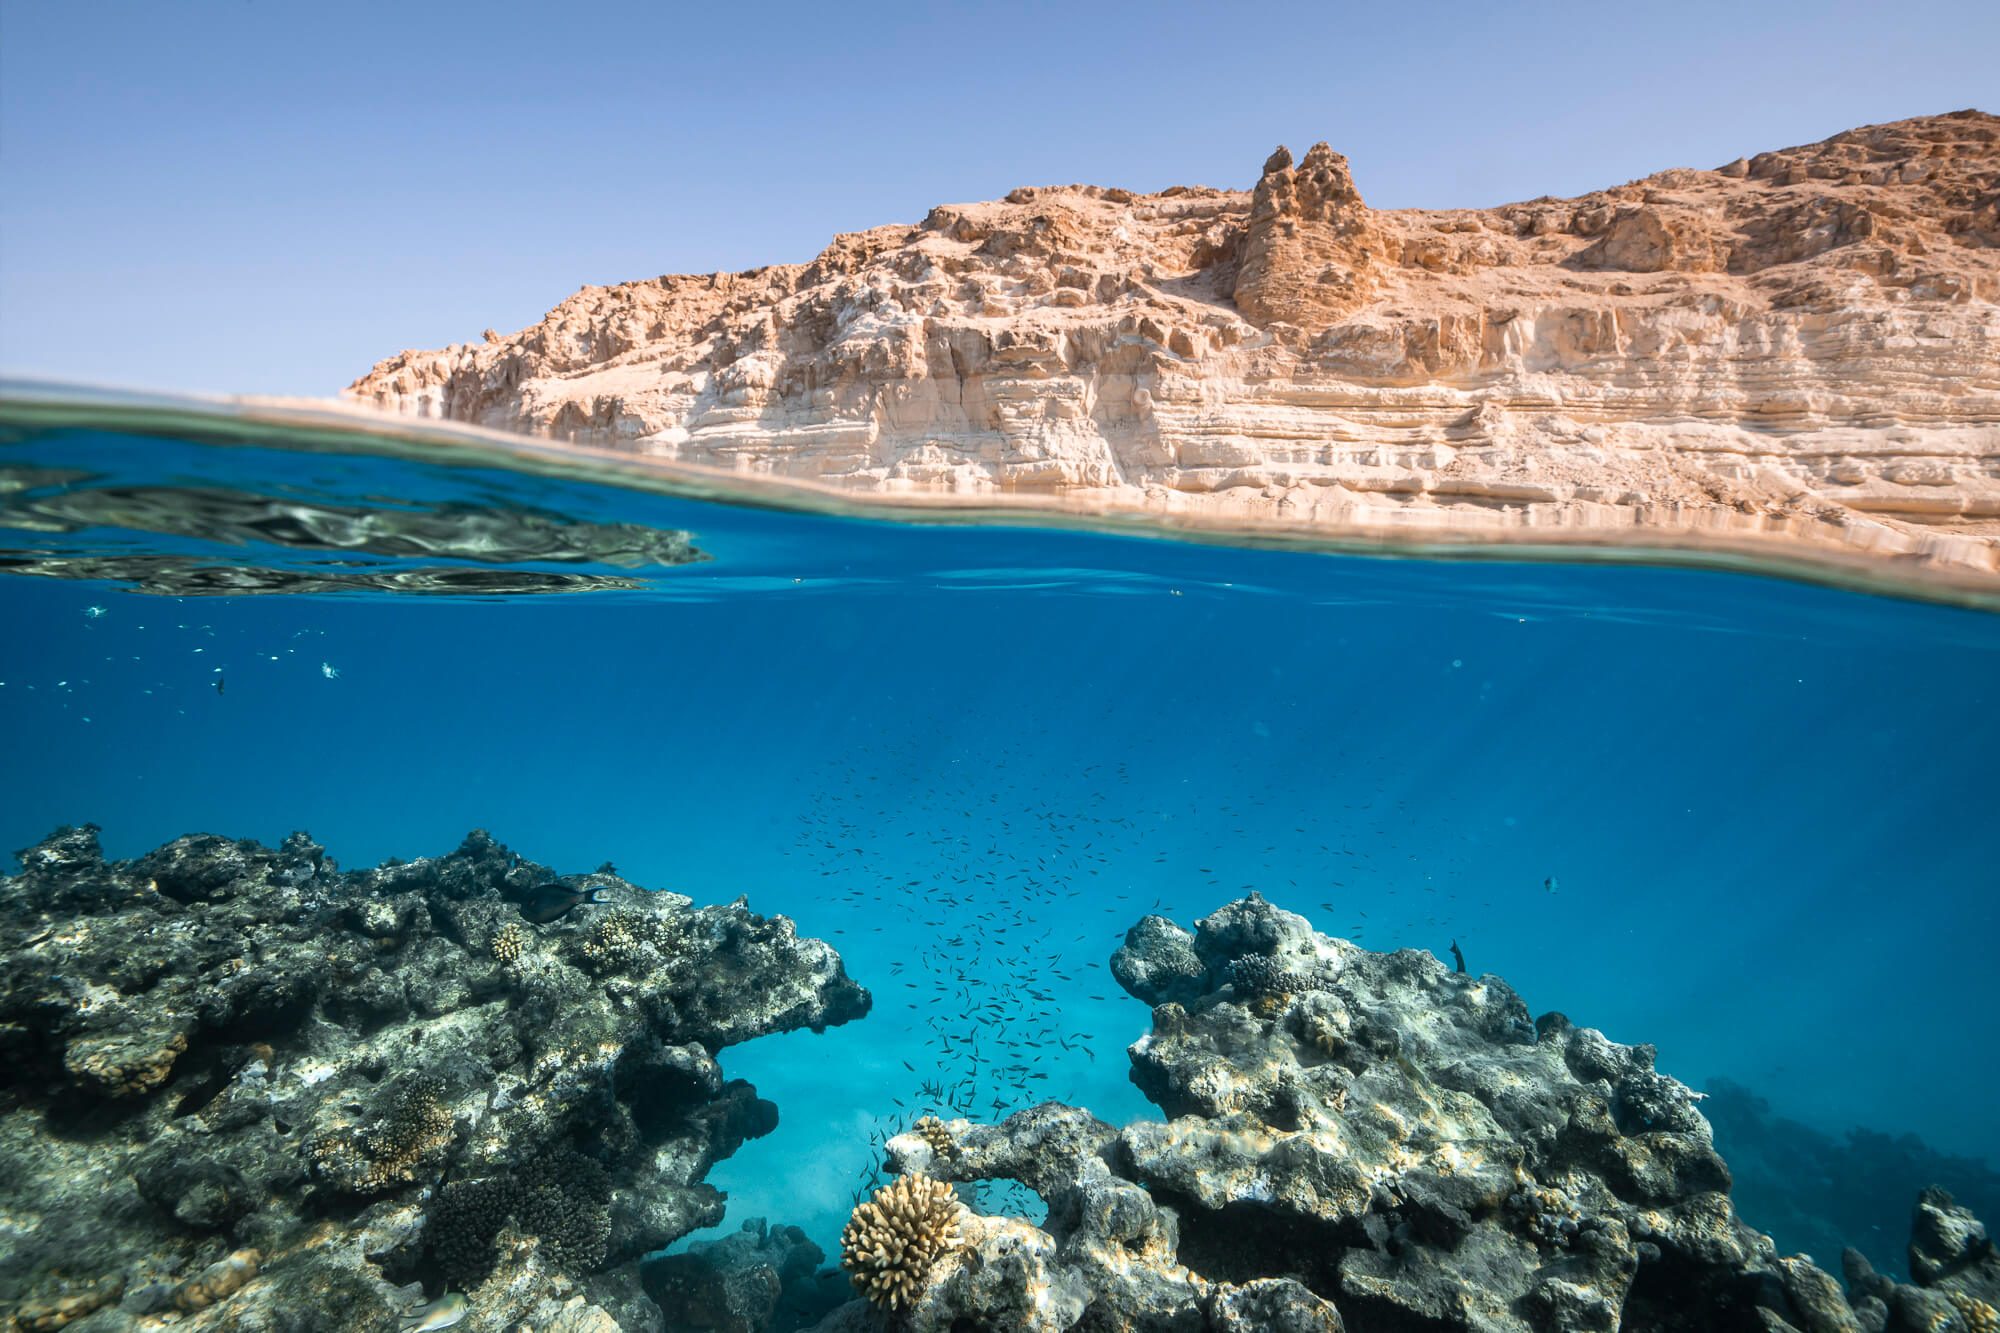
397 1292 467 1332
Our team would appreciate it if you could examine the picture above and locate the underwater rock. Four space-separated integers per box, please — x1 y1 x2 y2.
798 894 2000 1332
1841 1188 2000 1332
1109 913 1209 1007
0 824 869 1332
1908 1186 2000 1292
0 468 710 598
1703 1076 2000 1279
640 1218 847 1333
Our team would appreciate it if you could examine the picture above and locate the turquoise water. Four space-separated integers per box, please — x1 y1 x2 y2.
3 407 1997 1273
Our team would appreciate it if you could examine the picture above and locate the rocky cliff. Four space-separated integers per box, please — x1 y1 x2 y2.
347 112 2000 594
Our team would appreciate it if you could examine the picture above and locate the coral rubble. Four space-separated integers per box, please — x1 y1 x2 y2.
0 824 868 1331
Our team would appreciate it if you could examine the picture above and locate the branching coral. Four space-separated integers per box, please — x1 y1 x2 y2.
840 1174 964 1312
577 908 659 973
307 1073 454 1194
913 1115 955 1163
1232 954 1318 1016
426 1149 613 1287
1229 954 1306 999
491 922 528 964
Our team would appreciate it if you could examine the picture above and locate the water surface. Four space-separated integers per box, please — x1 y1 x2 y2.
3 397 1995 1272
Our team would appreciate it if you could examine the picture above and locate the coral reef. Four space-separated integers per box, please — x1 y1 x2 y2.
839 1174 965 1313
426 1149 613 1287
641 1219 848 1333
5 820 1991 1333
0 464 708 598
796 894 1996 1333
0 824 868 1331
1704 1076 2000 1278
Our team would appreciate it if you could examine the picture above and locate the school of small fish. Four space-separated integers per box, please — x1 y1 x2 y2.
782 736 1539 1215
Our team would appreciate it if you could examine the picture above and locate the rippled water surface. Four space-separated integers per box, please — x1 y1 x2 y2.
3 400 1996 1273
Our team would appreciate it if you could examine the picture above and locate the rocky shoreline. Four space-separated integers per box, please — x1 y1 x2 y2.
345 112 2000 598
3 838 1992 1332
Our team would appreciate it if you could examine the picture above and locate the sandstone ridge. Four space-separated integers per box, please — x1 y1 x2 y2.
348 112 2000 594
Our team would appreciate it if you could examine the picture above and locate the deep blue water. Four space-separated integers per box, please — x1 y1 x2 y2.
3 418 1997 1269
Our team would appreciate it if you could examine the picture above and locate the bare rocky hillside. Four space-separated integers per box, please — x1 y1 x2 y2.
348 112 2000 591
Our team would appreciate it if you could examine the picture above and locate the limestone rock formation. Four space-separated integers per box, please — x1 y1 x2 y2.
347 112 2000 598
798 895 1997 1333
1234 142 1391 325
0 825 869 1332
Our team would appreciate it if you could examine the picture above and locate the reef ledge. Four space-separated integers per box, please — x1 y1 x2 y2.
783 894 1998 1333
0 825 870 1332
345 111 2000 603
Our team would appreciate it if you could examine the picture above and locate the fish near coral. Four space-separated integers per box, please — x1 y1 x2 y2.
518 882 605 924
398 1291 468 1331
842 1174 964 1312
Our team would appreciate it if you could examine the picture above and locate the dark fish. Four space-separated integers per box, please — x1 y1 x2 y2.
1449 940 1467 974
214 675 225 696
518 883 605 924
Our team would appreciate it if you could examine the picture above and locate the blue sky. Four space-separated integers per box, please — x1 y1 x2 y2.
2 0 1995 397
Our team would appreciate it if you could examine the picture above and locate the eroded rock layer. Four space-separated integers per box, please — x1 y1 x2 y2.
348 112 2000 591
0 826 869 1332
